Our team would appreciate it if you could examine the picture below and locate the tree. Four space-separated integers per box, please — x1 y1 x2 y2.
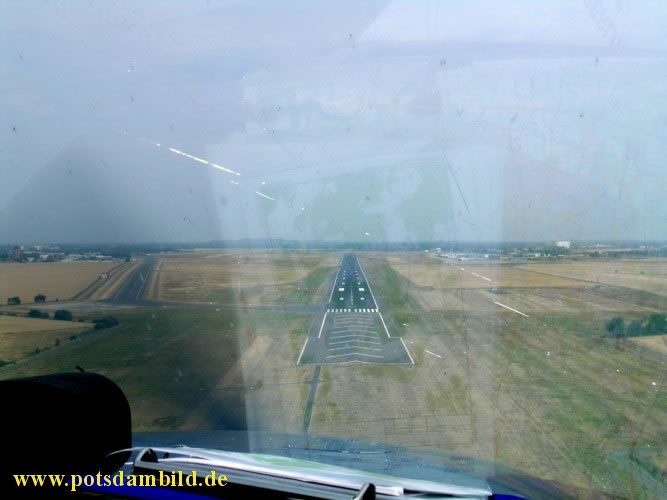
54 309 73 321
606 316 625 338
34 294 47 303
27 309 49 319
7 296 21 306
646 314 666 335
626 320 642 337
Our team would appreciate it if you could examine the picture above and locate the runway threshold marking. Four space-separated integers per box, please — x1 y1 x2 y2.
494 301 529 317
325 352 384 359
329 339 381 345
331 327 376 334
329 334 377 340
328 346 382 352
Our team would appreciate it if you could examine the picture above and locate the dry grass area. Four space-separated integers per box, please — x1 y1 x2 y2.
379 254 667 315
0 315 91 361
517 259 667 295
628 334 667 356
148 250 338 305
0 262 117 303
384 254 585 289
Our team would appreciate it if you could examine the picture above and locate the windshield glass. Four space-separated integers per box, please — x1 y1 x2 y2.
1 1 665 497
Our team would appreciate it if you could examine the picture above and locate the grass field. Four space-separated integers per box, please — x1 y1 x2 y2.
0 261 117 304
0 307 315 433
0 251 664 497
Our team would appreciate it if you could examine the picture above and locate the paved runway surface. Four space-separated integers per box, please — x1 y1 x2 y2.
298 253 413 365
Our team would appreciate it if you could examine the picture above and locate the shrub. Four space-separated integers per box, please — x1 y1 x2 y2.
27 309 49 319
54 310 73 321
92 316 120 330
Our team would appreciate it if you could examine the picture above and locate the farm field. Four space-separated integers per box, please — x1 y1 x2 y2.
0 314 92 362
0 261 117 304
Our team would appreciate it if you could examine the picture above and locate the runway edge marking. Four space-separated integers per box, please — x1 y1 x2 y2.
400 337 415 365
297 337 309 365
317 312 328 339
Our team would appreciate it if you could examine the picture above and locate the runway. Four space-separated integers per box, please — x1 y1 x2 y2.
298 253 413 365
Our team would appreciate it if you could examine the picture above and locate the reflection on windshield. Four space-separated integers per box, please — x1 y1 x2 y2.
1 1 665 498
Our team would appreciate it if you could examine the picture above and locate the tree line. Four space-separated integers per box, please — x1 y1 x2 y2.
7 294 48 306
606 314 666 339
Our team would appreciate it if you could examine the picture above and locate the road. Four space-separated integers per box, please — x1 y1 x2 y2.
298 253 413 365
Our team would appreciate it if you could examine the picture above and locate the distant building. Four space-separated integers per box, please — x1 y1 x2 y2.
11 246 22 260
555 241 571 249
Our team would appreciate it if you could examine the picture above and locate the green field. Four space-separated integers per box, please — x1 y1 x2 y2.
0 307 315 432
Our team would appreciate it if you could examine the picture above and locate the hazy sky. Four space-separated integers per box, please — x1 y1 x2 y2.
2 1 666 243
